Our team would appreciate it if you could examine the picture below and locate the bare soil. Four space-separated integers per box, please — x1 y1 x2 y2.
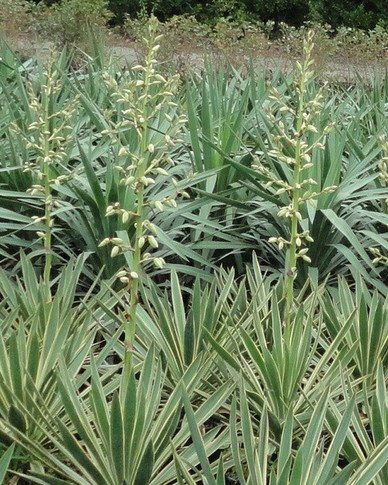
3 31 388 84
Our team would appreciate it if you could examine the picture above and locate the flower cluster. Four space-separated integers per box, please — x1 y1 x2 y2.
98 16 188 274
96 16 190 382
378 135 388 195
253 30 337 321
254 31 336 269
369 135 388 266
12 60 79 285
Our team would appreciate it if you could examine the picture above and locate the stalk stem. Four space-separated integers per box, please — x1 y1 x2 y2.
121 45 153 394
42 89 52 301
284 59 307 324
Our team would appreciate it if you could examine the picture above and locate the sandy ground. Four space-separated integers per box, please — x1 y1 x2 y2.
3 32 388 84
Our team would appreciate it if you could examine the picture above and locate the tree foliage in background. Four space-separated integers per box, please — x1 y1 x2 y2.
106 0 387 28
30 0 388 29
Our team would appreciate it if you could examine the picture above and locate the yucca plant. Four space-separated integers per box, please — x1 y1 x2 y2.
186 60 250 193
188 47 388 288
180 61 258 270
0 49 83 282
135 265 248 387
0 255 117 472
210 287 356 428
7 346 234 484
0 41 191 281
322 276 388 383
226 380 388 484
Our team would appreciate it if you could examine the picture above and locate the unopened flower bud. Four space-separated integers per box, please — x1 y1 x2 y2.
147 223 157 234
111 246 120 257
99 238 111 247
148 236 158 248
153 257 164 268
156 167 169 176
154 201 164 211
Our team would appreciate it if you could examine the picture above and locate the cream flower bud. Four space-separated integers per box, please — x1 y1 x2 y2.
148 236 158 248
154 201 164 211
98 238 111 247
111 246 120 257
156 168 169 176
153 257 164 268
147 223 157 234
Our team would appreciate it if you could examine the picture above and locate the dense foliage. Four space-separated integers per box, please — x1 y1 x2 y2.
0 19 388 484
34 0 388 29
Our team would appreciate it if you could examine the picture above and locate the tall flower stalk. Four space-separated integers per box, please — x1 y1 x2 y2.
99 16 187 392
254 31 336 324
16 61 79 299
369 135 388 266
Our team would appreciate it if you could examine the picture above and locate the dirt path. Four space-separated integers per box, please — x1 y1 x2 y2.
4 32 388 84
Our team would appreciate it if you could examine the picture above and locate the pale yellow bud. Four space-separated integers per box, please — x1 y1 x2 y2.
111 246 120 257
148 236 158 248
118 147 128 157
147 223 157 234
98 238 110 247
156 168 169 176
153 258 164 268
154 201 164 211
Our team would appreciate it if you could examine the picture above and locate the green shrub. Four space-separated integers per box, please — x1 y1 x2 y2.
28 0 388 29
320 0 388 30
32 0 112 44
